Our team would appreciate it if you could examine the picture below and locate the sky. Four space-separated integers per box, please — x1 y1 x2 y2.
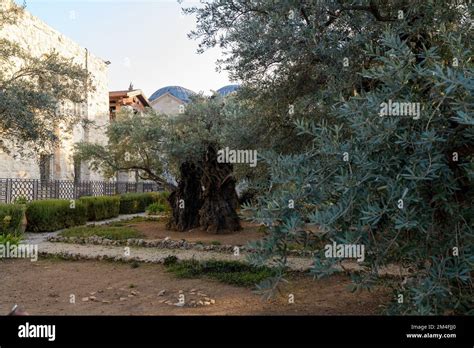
16 0 233 98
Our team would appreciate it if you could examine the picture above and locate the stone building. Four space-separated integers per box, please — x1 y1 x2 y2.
149 86 195 115
148 85 240 115
0 0 110 181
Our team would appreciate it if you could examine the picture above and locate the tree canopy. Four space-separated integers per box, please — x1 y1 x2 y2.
186 0 473 314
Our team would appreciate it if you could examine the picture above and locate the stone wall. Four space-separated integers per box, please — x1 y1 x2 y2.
0 0 110 180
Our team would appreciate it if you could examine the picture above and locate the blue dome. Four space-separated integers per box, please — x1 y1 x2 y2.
149 86 195 103
216 84 240 96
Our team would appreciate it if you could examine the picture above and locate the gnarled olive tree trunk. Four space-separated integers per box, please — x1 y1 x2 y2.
198 146 241 234
167 146 241 234
166 162 202 231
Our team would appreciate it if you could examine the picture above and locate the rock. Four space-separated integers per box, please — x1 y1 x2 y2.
198 301 204 306
89 296 97 301
204 297 211 301
204 301 211 306
81 297 89 302
174 302 185 307
102 300 111 304
89 292 96 295
210 299 215 304
190 289 198 293
159 300 166 303
119 297 127 301
158 290 166 296
178 290 183 294
127 294 134 298
130 290 139 296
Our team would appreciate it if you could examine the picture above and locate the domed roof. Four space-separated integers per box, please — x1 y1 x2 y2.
216 84 240 96
149 86 195 103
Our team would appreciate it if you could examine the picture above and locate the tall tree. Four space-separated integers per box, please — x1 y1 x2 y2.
75 109 172 188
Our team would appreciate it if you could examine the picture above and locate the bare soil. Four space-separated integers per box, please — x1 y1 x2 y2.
128 220 265 246
0 258 390 315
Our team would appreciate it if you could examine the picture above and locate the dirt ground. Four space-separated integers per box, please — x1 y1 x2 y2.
0 258 390 315
128 220 265 246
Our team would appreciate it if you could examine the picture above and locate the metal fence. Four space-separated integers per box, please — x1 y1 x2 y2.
0 178 162 204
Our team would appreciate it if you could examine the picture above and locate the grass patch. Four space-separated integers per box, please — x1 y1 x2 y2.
108 216 155 227
164 259 276 287
59 225 142 240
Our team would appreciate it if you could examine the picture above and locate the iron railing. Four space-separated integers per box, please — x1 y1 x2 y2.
0 178 162 203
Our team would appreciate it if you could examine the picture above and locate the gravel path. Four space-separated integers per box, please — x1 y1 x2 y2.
23 213 312 270
30 239 408 275
31 240 314 271
85 212 149 226
23 214 407 275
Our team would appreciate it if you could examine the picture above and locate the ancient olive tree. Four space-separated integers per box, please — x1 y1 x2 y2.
187 0 473 314
76 96 243 234
166 95 241 233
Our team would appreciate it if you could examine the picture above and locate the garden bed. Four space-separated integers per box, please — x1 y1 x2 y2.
48 218 314 257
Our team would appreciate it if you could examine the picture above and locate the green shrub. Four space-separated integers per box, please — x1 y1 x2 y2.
79 196 120 221
26 199 87 232
119 192 169 214
13 196 28 205
0 203 25 236
0 233 22 247
149 191 170 205
146 202 170 215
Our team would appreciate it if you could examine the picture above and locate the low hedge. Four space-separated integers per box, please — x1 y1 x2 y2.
0 203 25 235
26 199 87 232
79 196 120 221
119 192 169 214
